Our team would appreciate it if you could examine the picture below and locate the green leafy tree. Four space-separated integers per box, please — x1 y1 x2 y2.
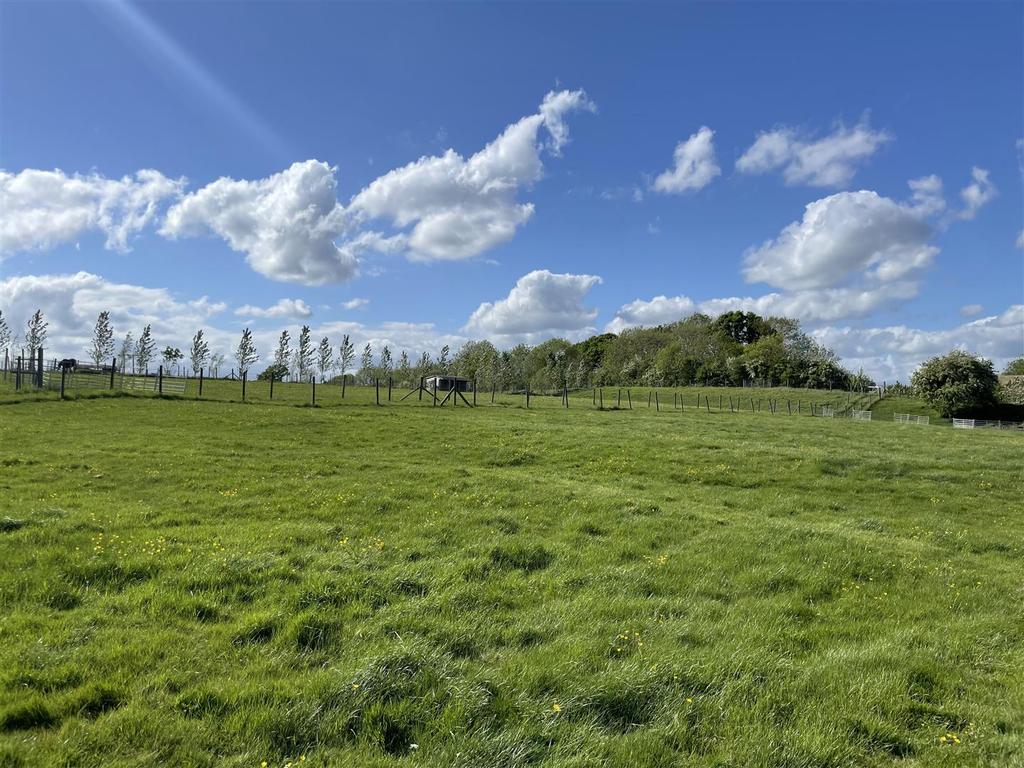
274 331 292 379
912 350 998 417
1000 377 1024 405
1003 358 1024 375
360 343 373 383
235 328 259 376
654 342 700 385
161 346 184 373
296 325 313 380
190 330 210 374
713 310 773 346
316 336 333 381
0 310 10 357
119 332 135 373
136 325 156 373
438 344 450 373
258 362 289 381
88 311 115 365
26 309 48 359
380 345 392 375
849 368 875 392
741 334 787 385
453 340 500 390
338 334 355 379
398 350 411 386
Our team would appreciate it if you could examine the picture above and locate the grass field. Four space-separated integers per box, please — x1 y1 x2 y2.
1 392 1022 767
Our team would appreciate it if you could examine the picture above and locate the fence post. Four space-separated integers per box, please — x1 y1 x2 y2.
617 389 621 407
593 388 596 406
388 377 393 402
270 375 275 400
432 380 437 406
242 370 247 401
705 395 711 412
627 389 632 409
491 382 495 404
2 349 7 381
564 383 569 408
376 377 380 406
526 385 530 408
110 357 116 389
158 365 164 395
311 376 316 406
60 367 66 400
648 391 652 408
655 392 659 411
37 347 44 388
473 379 477 406
719 395 723 410
599 388 603 409
199 367 204 397
419 376 424 402
342 374 346 399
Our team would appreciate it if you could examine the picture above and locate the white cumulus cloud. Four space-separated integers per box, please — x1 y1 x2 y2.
957 167 997 220
234 298 313 320
652 127 721 194
350 89 594 262
464 269 602 341
813 304 1024 382
0 270 470 370
160 160 357 286
343 298 370 310
907 175 946 216
736 118 891 187
605 295 696 333
959 304 984 318
0 168 184 255
605 281 920 333
0 271 225 359
742 189 937 291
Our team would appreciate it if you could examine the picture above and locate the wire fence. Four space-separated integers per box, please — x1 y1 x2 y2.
3 357 1022 435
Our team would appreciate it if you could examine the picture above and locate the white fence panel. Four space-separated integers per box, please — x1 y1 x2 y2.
894 413 929 425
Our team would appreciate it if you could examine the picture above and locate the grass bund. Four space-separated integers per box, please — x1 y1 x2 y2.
0 388 1021 766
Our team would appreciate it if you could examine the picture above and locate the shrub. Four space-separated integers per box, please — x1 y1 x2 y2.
999 377 1024 406
911 350 998 417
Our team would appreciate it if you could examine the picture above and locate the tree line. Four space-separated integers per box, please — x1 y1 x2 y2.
2 308 1020 401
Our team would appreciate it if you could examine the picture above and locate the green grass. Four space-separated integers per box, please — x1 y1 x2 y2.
0 394 1022 767
869 396 945 424
0 372 875 414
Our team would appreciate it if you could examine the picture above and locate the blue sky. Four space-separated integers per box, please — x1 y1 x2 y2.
1 0 1021 380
